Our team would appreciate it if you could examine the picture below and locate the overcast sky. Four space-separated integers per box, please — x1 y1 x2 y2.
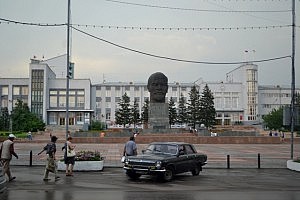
0 0 299 86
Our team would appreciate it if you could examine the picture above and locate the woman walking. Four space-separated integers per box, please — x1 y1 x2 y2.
63 136 76 176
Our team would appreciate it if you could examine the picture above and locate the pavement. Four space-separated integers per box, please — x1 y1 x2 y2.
2 137 300 200
10 140 300 168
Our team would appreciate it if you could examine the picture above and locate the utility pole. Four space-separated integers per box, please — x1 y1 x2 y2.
66 0 71 139
290 0 296 159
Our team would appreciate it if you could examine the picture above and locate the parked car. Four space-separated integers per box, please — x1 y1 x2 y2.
123 142 207 181
0 166 7 193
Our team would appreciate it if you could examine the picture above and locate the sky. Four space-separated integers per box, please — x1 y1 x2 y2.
0 0 299 86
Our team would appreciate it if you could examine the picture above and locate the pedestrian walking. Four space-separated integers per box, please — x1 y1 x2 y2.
62 136 76 176
0 134 18 182
38 135 60 181
123 136 137 156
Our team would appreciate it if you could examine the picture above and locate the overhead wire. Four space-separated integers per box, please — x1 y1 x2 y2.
1 17 296 30
0 18 65 27
103 0 291 13
71 26 291 65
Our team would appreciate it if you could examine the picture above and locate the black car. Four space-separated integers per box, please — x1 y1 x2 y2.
123 142 207 181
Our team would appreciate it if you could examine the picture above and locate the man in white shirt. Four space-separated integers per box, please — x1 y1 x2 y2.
0 134 18 182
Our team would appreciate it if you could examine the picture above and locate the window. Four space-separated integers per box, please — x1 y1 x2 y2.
214 97 222 108
96 89 101 97
77 90 84 95
76 113 84 124
77 96 85 107
1 86 8 95
224 97 231 108
50 96 57 107
13 87 20 95
115 97 121 103
96 97 102 102
232 97 238 108
59 96 66 107
69 96 76 107
185 145 195 154
105 108 111 120
48 113 57 125
134 97 140 102
106 97 111 102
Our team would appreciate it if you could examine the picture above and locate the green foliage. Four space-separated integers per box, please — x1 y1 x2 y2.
1 99 45 132
168 97 177 126
0 107 10 131
177 93 188 125
199 84 216 128
90 120 105 130
141 98 149 125
75 151 104 161
296 92 300 105
187 85 201 129
131 99 140 127
263 107 283 130
115 93 132 127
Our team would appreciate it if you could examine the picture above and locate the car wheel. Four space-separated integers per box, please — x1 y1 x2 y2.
126 171 141 180
191 165 201 176
162 167 174 181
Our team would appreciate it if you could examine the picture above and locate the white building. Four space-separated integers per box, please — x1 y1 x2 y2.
0 56 299 130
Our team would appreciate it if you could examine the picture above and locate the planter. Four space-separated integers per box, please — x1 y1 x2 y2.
57 160 104 171
287 160 300 172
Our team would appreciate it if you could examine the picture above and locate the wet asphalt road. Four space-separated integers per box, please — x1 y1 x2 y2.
1 166 300 200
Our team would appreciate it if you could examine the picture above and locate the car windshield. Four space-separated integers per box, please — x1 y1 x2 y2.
144 144 178 155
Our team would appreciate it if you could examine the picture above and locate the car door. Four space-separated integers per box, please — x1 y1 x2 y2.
184 144 198 171
175 144 191 173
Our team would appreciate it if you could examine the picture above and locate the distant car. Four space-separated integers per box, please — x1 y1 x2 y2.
123 142 207 181
0 166 7 193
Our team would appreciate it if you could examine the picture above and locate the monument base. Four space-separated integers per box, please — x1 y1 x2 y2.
148 103 169 130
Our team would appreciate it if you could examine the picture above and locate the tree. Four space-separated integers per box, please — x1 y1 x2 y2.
199 84 216 128
177 93 188 125
296 92 300 105
11 99 45 132
0 107 10 131
141 98 149 128
263 107 283 130
115 93 132 127
131 99 140 127
187 85 201 129
168 97 177 127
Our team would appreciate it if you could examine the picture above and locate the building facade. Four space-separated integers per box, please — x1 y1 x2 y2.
0 55 298 130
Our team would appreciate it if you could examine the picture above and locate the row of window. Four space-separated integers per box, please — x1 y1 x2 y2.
49 89 85 108
96 85 188 92
261 93 291 98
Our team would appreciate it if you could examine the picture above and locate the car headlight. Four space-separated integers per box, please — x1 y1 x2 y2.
155 161 162 169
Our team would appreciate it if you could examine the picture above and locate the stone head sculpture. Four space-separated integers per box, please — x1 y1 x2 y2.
147 72 168 103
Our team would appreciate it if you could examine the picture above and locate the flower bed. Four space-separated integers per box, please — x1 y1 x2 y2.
57 151 104 171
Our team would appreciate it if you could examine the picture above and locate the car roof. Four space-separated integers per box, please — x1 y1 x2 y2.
149 142 191 145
